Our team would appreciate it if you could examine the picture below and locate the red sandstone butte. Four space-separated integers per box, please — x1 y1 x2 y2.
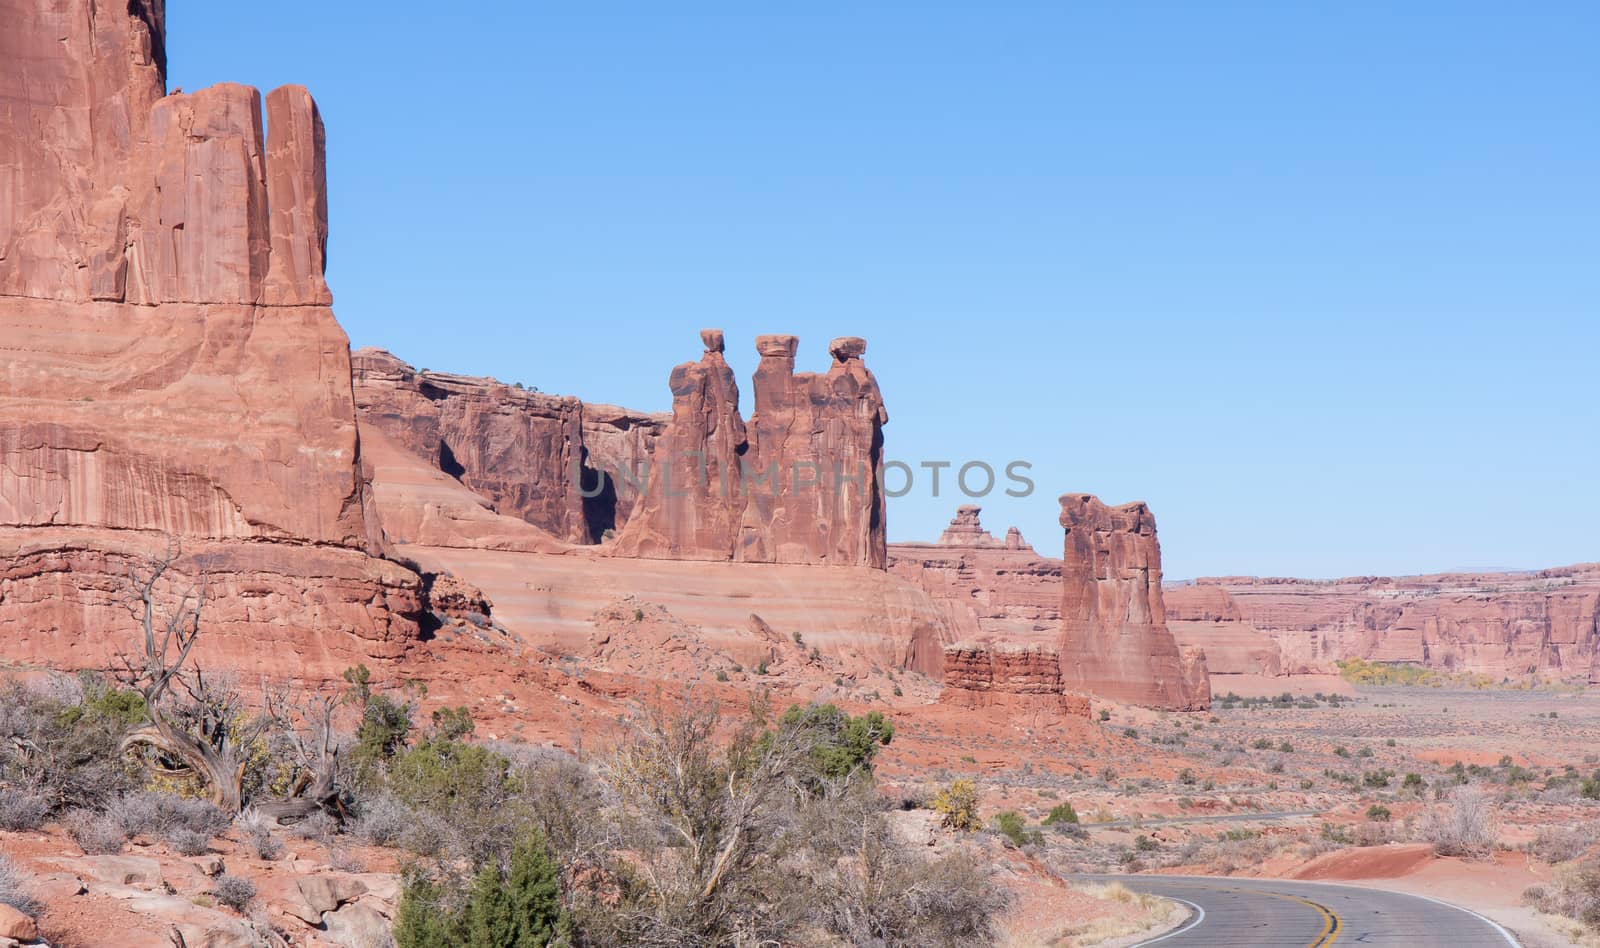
0 0 424 680
1057 494 1210 710
939 643 1090 718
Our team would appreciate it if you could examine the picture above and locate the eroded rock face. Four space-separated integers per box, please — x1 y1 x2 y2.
352 348 667 545
0 1 424 679
603 332 890 566
611 330 748 559
736 335 889 567
1057 494 1210 710
939 643 1090 717
1182 566 1600 680
1164 584 1285 677
888 506 1063 667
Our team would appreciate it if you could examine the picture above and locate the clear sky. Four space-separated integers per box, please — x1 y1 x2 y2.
167 2 1598 580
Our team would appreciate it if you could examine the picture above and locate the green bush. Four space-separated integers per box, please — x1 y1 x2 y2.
765 704 893 791
1042 802 1079 826
396 831 571 948
1366 805 1392 822
992 810 1041 847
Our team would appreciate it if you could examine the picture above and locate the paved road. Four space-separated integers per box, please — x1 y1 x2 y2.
1086 809 1321 830
1071 875 1520 947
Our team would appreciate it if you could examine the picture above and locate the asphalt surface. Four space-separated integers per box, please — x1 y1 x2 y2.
1071 875 1520 947
1085 809 1321 830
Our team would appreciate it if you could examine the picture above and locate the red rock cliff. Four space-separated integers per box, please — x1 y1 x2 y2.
0 1 424 679
351 348 666 545
1057 494 1210 710
1181 566 1600 681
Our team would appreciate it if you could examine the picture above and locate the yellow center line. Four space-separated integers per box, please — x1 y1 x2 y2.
1180 884 1342 947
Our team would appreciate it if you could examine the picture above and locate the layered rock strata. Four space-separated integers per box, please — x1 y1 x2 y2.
939 643 1090 717
0 0 425 677
1057 494 1211 710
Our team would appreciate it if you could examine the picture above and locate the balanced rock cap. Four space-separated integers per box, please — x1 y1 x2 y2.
700 328 725 352
755 334 799 358
829 336 867 361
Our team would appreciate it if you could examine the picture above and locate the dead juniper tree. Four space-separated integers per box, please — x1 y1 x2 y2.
114 539 347 820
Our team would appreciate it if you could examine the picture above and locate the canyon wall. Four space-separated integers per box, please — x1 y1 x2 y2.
352 348 667 546
357 331 889 568
1057 494 1210 710
0 0 425 679
1176 567 1600 681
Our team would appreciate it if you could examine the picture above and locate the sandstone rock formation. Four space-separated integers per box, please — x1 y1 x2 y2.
1057 494 1210 710
610 330 749 559
352 348 667 545
0 0 425 679
1179 565 1600 681
888 506 1062 649
1164 584 1285 677
601 332 890 566
735 335 889 567
939 643 1090 717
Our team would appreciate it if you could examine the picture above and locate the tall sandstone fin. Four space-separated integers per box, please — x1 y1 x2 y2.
1057 493 1210 710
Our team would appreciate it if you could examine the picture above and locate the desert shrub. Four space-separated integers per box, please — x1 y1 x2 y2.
1098 708 1111 722
1420 786 1497 857
1252 738 1273 750
1366 805 1392 822
931 778 980 831
1042 802 1079 826
352 792 413 846
1363 769 1394 789
290 809 339 842
431 707 475 742
387 737 516 866
1527 857 1600 931
350 692 415 783
110 791 230 841
394 872 468 948
0 853 40 917
810 818 1010 948
66 809 124 854
166 828 211 856
992 810 1041 848
1530 825 1594 864
235 808 285 860
467 831 572 946
0 790 50 831
764 703 894 792
211 873 257 913
0 678 136 811
1403 772 1425 791
1134 834 1159 852
1178 768 1198 785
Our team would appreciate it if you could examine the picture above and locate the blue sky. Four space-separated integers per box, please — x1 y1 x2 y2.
168 2 1598 579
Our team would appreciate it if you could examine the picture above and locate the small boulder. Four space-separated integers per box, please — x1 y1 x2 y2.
296 874 368 914
192 855 225 877
0 905 37 942
79 854 163 888
321 902 392 947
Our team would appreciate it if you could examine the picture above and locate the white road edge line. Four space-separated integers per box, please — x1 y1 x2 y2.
1134 896 1206 946
1377 889 1522 947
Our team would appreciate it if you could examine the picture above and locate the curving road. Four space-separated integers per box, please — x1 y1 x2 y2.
1070 875 1520 947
